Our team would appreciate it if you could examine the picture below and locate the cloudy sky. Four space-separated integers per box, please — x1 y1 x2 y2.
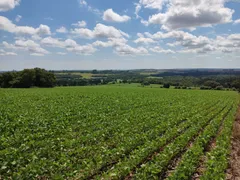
0 0 240 70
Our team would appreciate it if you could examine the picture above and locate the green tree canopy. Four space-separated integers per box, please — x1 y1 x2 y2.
0 68 56 88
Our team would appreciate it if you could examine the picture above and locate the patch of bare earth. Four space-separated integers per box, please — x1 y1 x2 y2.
226 105 240 180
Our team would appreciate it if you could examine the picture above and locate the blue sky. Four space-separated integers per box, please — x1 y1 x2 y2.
0 0 240 70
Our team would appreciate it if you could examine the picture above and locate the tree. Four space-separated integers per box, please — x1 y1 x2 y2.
232 80 240 89
163 83 170 89
0 72 17 88
34 68 56 87
0 68 56 88
141 81 150 86
92 69 98 74
204 80 221 89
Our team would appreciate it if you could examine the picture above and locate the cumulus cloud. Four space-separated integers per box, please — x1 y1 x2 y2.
0 49 17 56
215 34 240 53
233 19 240 24
56 26 68 33
150 46 175 54
15 15 22 22
30 53 45 56
72 21 87 27
103 9 131 23
57 52 66 55
93 38 127 48
148 0 234 30
0 16 51 36
71 23 129 39
15 40 50 55
148 30 211 50
115 45 148 56
41 37 96 55
134 37 156 44
67 44 96 55
0 0 20 12
41 37 77 48
138 0 167 10
3 40 50 56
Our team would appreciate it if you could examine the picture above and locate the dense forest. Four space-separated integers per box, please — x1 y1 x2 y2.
0 68 56 88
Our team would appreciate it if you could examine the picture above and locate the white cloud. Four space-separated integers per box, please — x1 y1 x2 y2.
57 52 66 55
134 37 156 44
148 0 234 30
15 15 22 22
115 45 148 56
0 49 17 56
15 40 50 55
30 53 44 56
41 37 77 48
140 19 149 26
67 44 96 55
0 16 51 36
0 0 20 12
56 26 68 33
93 37 127 47
79 0 87 6
103 9 131 23
78 0 101 15
31 35 42 41
72 21 87 27
150 46 175 54
71 23 129 39
233 19 240 24
215 34 240 52
3 40 50 56
137 33 144 38
135 3 141 18
149 30 211 49
139 0 167 10
41 37 96 55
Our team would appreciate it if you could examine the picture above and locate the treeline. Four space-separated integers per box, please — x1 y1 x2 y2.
151 70 240 77
0 68 56 88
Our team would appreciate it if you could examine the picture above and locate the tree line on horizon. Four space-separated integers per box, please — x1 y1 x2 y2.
0 68 56 88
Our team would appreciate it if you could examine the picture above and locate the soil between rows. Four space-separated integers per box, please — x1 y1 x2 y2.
227 105 240 180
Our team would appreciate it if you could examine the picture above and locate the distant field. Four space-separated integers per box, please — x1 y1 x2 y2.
55 72 108 79
55 72 93 79
0 86 239 179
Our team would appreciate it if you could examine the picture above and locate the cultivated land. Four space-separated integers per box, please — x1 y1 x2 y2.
0 86 239 179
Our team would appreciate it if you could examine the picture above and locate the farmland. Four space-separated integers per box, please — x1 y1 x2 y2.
0 86 239 179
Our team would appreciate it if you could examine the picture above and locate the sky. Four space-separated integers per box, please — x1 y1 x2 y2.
0 0 240 70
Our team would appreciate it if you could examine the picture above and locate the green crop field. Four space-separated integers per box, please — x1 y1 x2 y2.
0 86 239 179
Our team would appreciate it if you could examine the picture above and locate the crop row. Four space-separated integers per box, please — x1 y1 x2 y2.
97 101 229 179
0 87 238 179
79 100 221 179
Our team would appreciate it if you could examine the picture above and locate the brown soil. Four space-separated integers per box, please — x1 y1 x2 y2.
226 106 240 180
